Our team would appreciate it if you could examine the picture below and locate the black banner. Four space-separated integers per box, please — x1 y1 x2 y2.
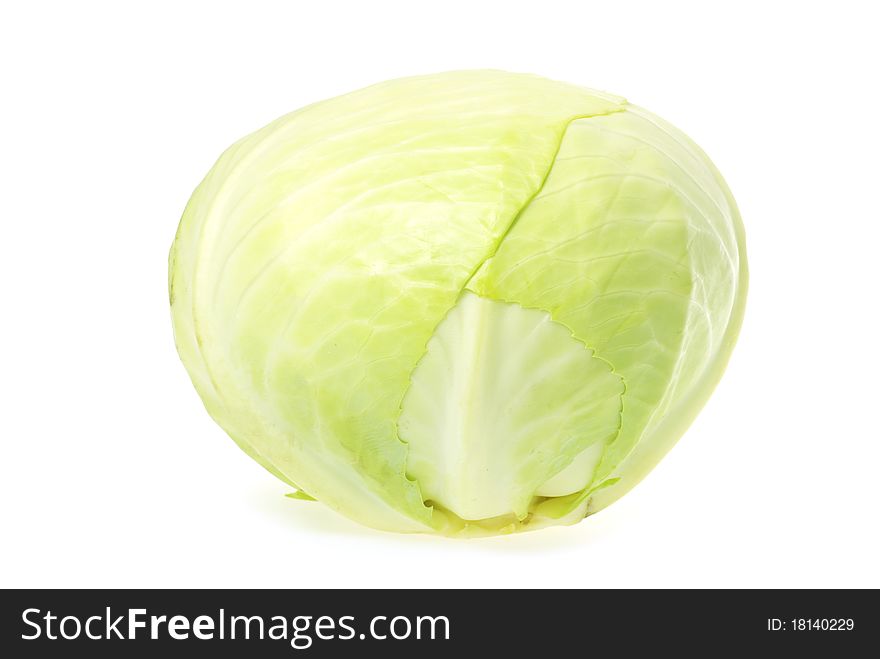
1 589 875 656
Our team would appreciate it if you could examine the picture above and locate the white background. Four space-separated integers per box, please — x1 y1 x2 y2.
2 0 878 589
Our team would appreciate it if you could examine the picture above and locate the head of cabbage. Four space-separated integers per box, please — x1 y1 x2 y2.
169 71 747 537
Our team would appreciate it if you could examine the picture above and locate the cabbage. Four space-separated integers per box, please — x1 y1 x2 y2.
169 71 747 536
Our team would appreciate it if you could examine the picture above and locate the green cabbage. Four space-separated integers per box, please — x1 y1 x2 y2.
169 71 747 536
